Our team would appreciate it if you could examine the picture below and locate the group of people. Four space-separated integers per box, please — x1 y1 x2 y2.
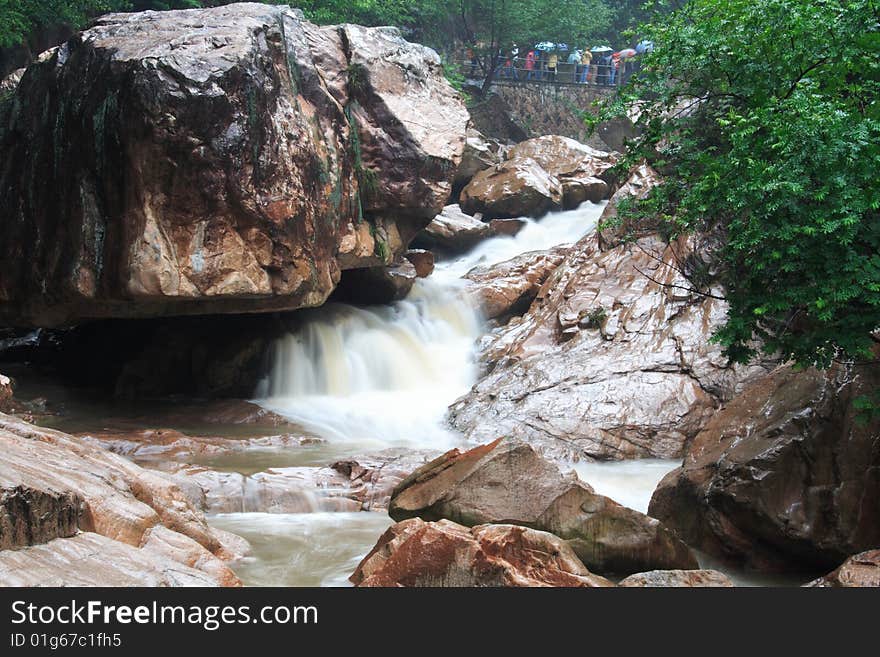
466 41 652 87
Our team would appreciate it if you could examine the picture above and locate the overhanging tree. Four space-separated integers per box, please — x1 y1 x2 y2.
599 0 880 368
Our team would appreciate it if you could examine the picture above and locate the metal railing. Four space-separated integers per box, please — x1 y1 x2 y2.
453 58 639 88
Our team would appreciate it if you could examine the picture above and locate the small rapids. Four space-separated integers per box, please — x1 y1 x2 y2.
254 202 605 450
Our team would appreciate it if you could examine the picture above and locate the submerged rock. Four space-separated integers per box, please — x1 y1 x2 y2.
649 359 880 572
351 518 614 587
389 440 698 574
0 4 467 327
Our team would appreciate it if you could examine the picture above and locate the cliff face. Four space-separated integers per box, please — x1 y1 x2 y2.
0 3 468 327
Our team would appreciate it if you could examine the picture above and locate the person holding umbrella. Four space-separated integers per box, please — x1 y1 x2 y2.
580 47 592 83
590 46 612 85
525 48 537 80
547 49 559 80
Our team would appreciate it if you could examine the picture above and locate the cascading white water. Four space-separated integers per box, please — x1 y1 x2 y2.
255 201 606 451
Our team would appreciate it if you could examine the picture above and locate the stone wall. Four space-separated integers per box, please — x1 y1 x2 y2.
489 81 615 147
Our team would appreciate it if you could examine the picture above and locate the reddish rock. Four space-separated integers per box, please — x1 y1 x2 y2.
351 518 614 587
460 157 563 219
805 550 880 588
464 247 569 320
414 204 493 252
454 127 506 188
649 360 880 572
333 258 417 304
488 217 527 236
389 440 698 574
403 249 435 278
0 412 245 585
505 135 618 182
561 176 609 209
0 4 467 327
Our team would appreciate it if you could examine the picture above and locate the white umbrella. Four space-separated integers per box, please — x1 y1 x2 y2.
590 46 612 53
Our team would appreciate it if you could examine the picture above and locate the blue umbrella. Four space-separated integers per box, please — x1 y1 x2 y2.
534 41 555 51
636 40 654 54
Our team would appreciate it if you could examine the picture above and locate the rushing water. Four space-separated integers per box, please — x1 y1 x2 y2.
255 202 606 450
219 199 784 587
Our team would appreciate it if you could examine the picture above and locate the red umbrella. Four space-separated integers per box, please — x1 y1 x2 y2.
619 48 637 58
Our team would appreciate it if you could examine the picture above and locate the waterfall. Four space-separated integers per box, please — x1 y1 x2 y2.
255 201 606 451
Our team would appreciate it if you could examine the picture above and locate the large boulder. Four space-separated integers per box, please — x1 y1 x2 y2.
464 247 569 320
805 550 880 588
449 229 767 461
350 518 614 587
649 360 880 572
0 4 468 327
0 412 242 585
505 135 618 182
412 204 493 253
460 157 563 219
389 439 698 574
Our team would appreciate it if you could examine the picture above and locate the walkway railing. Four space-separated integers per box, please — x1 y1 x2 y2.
452 58 638 88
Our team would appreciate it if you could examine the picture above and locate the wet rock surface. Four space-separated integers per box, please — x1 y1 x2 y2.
464 247 569 320
0 412 242 585
389 440 698 574
449 230 766 461
805 550 880 588
413 204 493 253
0 3 467 327
460 156 563 219
618 569 734 587
649 360 880 572
351 517 614 587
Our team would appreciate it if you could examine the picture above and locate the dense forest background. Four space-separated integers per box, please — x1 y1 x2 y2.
0 0 662 75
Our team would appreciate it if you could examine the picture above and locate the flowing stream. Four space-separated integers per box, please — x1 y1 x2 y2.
210 200 690 585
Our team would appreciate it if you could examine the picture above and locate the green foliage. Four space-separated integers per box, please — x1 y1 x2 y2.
581 306 607 329
600 0 880 369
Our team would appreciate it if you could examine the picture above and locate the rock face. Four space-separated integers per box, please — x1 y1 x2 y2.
389 440 698 574
0 412 242 585
464 247 569 320
449 231 766 461
618 569 734 587
413 204 493 253
805 550 880 588
0 532 229 586
0 3 468 327
597 163 662 250
350 518 614 587
649 360 880 572
454 127 506 189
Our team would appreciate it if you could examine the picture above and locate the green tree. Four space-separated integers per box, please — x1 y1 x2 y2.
600 0 880 368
